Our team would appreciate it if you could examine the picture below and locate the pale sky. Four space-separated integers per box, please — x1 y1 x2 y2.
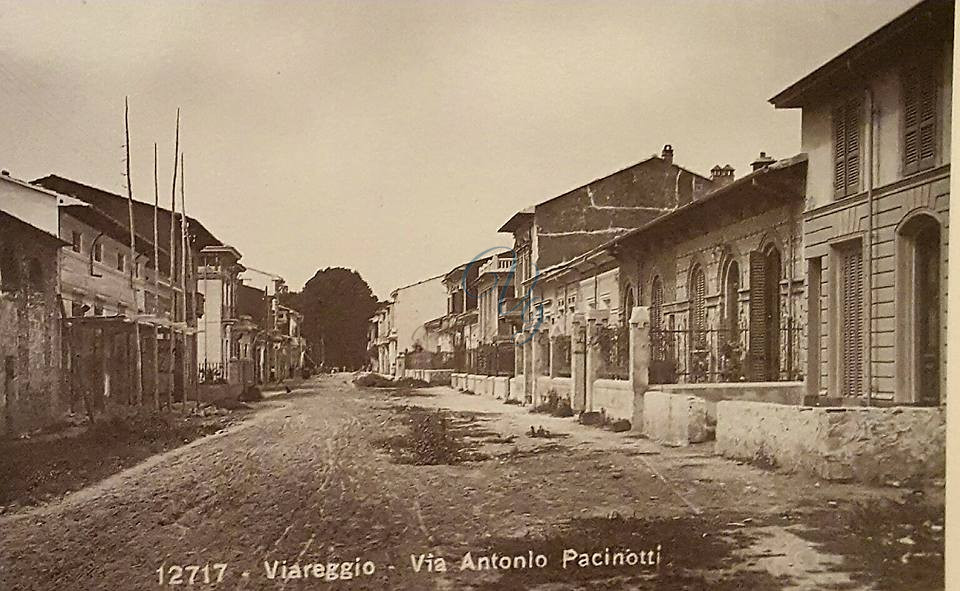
0 0 918 298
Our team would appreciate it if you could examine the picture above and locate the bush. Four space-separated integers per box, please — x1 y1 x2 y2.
552 400 574 417
238 386 263 402
579 411 604 426
609 419 632 432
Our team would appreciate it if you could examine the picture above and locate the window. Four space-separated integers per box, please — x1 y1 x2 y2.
135 261 141 278
71 231 82 254
93 242 103 263
837 242 864 397
833 98 862 198
116 252 125 273
902 62 937 175
690 265 707 349
93 300 104 316
71 301 87 317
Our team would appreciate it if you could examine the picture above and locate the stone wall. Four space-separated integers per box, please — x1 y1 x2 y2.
536 376 573 403
590 379 633 421
716 401 946 482
642 390 713 446
659 381 803 422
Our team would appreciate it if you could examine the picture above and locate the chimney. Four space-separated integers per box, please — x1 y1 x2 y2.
750 151 776 171
710 164 736 187
0 170 9 176
661 144 674 165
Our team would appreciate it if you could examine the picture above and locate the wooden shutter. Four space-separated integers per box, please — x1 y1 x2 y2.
903 65 937 174
690 266 706 349
651 277 663 330
748 251 767 380
838 244 864 397
833 105 847 195
833 99 861 198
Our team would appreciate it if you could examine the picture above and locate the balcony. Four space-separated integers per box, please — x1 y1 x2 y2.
478 254 514 277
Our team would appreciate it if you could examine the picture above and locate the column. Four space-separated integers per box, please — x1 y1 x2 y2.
585 309 602 413
571 313 586 411
629 306 651 431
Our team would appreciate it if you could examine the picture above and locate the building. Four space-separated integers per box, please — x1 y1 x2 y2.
610 154 807 387
367 301 395 374
501 145 714 402
0 205 68 436
196 245 245 385
770 0 952 405
389 275 447 376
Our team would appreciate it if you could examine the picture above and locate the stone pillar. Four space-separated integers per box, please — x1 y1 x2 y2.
585 309 603 413
532 332 549 405
522 337 533 404
549 335 558 378
395 352 406 379
571 313 586 411
629 306 651 431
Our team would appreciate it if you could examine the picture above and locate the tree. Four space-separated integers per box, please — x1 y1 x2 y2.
292 267 378 370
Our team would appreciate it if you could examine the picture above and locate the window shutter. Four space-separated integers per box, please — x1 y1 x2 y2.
844 100 861 192
748 251 767 380
651 277 663 330
690 266 706 349
839 245 864 397
904 64 937 174
833 105 847 196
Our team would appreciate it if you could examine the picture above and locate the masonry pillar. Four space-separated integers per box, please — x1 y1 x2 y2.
532 332 549 406
395 352 406 379
585 309 602 413
549 335 558 378
522 336 533 404
629 306 651 431
571 313 586 411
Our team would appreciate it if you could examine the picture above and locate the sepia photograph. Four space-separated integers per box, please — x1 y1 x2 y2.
0 0 955 589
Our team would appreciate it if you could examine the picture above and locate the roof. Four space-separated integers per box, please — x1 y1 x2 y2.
0 208 69 247
770 0 954 108
608 153 808 248
33 175 223 251
497 207 535 233
389 272 446 298
533 154 807 283
532 153 712 211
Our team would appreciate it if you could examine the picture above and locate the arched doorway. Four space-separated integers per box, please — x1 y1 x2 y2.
898 214 941 405
749 245 782 381
622 284 635 326
724 260 740 339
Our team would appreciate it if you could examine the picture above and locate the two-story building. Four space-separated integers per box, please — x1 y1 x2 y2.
0 188 69 435
771 0 951 406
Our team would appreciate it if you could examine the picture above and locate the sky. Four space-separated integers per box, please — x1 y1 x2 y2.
0 0 918 298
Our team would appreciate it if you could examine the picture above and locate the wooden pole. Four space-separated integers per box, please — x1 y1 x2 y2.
123 97 145 408
179 152 190 411
180 153 201 409
153 143 161 411
168 109 180 411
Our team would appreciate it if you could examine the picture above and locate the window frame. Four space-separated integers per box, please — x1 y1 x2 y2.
832 96 863 200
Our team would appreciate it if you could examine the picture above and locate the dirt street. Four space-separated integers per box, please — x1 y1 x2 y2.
0 375 944 590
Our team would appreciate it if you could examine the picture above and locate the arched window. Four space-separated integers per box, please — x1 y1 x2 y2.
650 276 664 331
622 283 635 326
724 260 740 340
690 264 706 348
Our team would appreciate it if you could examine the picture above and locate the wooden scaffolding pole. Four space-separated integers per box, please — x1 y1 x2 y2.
179 151 190 411
123 97 144 407
153 143 161 411
168 109 180 411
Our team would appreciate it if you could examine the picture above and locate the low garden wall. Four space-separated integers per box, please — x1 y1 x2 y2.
509 377 524 401
642 390 712 446
590 379 633 422
716 401 946 482
198 383 243 402
536 376 573 404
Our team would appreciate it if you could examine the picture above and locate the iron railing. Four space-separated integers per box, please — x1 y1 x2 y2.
476 341 516 377
596 324 629 380
650 323 803 385
198 361 225 384
554 335 572 377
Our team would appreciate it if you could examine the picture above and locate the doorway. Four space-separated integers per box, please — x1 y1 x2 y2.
898 214 941 405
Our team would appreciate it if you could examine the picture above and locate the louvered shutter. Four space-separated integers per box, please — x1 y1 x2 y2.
833 105 847 196
651 277 663 330
839 245 864 397
691 267 706 349
748 251 767 380
903 65 937 174
845 100 861 193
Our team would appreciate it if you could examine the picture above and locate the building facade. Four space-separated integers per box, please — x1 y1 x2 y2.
771 0 952 405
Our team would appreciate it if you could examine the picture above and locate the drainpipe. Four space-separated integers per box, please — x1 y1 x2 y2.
864 86 876 406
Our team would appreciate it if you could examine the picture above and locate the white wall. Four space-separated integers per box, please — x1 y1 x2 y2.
392 276 446 354
0 176 60 236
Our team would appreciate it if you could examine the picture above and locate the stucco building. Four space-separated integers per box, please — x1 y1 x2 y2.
771 0 951 405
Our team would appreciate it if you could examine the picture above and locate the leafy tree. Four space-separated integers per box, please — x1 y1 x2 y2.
292 267 378 370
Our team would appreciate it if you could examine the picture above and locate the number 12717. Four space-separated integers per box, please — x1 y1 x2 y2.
157 563 227 585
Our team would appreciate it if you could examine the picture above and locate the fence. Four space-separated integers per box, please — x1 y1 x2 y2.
596 324 629 380
476 341 516 377
650 323 803 385
198 361 225 384
554 335 572 377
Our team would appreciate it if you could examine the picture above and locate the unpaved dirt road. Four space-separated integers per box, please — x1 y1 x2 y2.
0 375 944 590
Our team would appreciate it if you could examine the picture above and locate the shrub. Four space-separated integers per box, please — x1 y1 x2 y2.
238 385 263 402
609 419 632 432
552 400 574 417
